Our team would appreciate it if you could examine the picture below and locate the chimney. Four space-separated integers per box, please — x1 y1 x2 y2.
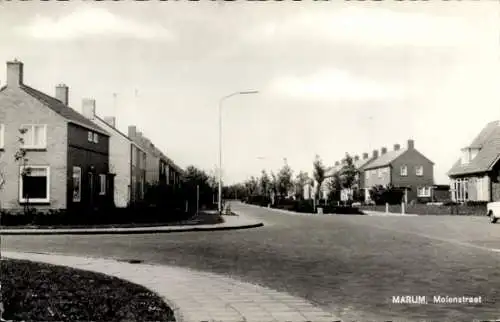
55 84 69 105
82 98 96 119
381 147 387 155
408 139 415 149
354 155 360 161
394 144 401 151
128 125 137 138
104 116 116 128
372 150 379 158
363 153 369 160
7 59 23 87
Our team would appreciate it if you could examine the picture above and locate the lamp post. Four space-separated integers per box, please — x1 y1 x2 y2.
218 90 259 214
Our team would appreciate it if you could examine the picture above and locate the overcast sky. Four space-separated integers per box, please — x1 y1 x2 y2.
0 1 499 185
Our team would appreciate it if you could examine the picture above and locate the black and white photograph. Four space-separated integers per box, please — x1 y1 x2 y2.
0 0 499 321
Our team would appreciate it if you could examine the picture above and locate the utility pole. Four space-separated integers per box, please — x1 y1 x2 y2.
196 184 200 215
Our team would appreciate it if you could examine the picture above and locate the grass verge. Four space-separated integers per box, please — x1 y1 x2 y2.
1 259 175 321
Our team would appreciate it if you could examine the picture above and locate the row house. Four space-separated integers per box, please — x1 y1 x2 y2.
363 140 434 203
308 139 435 204
448 120 500 202
128 126 183 195
81 99 147 207
0 60 113 211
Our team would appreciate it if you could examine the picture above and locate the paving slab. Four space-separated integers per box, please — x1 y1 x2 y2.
2 251 340 322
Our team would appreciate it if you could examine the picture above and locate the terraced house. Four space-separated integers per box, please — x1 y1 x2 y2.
81 99 147 207
0 60 113 211
363 139 434 203
128 125 183 196
448 121 500 202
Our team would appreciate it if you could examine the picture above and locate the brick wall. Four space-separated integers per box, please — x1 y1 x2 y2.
0 87 68 210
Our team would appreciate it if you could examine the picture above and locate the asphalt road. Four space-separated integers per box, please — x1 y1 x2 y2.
2 202 500 321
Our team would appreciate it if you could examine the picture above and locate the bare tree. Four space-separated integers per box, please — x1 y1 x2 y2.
14 128 32 215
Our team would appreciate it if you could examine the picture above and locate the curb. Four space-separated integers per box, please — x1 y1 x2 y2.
243 203 366 216
0 222 264 236
2 251 339 322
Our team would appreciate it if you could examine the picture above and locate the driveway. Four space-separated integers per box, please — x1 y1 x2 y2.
2 202 499 321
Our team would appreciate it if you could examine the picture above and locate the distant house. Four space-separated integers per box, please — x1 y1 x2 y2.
447 121 500 202
82 102 147 207
363 140 434 203
128 126 183 196
0 60 113 211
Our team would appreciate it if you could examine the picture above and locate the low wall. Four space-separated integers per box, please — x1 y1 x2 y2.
360 204 487 216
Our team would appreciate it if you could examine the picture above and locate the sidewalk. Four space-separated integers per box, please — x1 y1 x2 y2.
362 210 419 217
2 251 339 322
0 213 263 235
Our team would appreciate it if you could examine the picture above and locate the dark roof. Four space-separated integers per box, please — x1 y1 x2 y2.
20 85 108 135
94 116 146 152
363 149 407 170
448 121 500 176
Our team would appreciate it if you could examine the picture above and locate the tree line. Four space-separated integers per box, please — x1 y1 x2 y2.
224 154 360 205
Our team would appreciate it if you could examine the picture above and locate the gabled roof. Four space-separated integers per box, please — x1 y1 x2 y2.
19 85 108 135
448 121 500 177
363 149 407 170
355 157 375 171
94 115 145 152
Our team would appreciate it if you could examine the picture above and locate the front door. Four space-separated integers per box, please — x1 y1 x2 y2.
88 172 94 209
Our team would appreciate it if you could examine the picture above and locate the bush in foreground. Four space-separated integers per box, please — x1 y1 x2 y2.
1 259 175 321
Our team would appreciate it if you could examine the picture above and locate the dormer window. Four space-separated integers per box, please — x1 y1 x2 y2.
461 147 480 165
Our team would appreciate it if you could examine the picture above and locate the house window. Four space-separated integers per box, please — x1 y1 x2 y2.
88 131 93 142
21 124 47 149
451 178 469 202
417 186 431 197
377 169 382 178
93 133 99 143
72 166 81 202
19 165 50 203
0 124 4 149
400 165 408 176
416 165 424 176
99 174 106 195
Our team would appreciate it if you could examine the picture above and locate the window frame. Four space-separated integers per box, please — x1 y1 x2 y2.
72 166 82 202
93 133 99 144
88 131 93 142
99 174 106 195
20 124 47 150
377 169 382 178
416 165 424 176
417 186 431 197
19 165 50 203
400 165 408 177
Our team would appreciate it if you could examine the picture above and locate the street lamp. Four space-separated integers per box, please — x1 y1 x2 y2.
218 90 259 214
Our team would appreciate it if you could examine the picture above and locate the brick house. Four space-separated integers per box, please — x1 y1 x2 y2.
363 139 434 203
448 121 500 202
0 60 112 211
128 126 183 196
81 100 147 207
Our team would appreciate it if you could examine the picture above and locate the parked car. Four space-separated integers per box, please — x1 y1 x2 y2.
486 201 499 223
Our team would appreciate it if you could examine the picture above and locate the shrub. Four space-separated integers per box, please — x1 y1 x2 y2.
369 185 404 205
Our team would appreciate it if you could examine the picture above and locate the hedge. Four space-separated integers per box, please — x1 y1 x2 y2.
0 205 195 227
245 197 363 215
360 203 488 216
